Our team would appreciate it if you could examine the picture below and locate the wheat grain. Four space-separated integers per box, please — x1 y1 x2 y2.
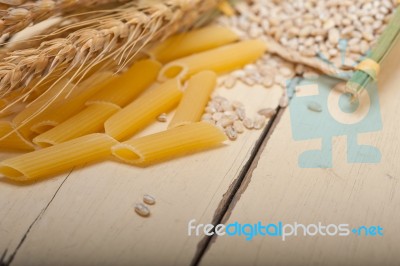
243 118 254 129
253 115 265 130
233 120 244 133
219 0 398 78
235 108 245 121
156 113 168 122
257 108 275 118
134 203 150 217
307 102 322 113
212 112 223 121
225 126 237 141
220 117 233 128
143 194 156 205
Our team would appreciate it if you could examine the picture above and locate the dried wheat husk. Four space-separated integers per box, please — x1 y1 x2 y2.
0 0 221 126
0 0 29 6
0 0 131 37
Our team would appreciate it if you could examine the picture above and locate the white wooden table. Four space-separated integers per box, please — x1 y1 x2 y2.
1 38 400 266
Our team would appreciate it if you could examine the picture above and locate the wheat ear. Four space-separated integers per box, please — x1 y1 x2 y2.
0 0 221 114
0 0 131 36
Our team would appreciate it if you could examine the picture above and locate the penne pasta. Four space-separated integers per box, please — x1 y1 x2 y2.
105 79 183 140
79 58 118 81
13 78 74 127
0 121 35 151
87 59 162 107
0 133 118 181
0 99 13 118
33 103 120 147
149 25 239 63
11 72 115 137
158 40 267 81
169 71 216 128
29 71 116 134
218 1 235 16
112 122 227 165
24 68 76 103
0 92 26 118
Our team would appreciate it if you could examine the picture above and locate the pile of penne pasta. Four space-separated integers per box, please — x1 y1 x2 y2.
0 25 267 182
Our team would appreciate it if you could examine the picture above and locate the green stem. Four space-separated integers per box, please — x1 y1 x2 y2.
346 6 400 95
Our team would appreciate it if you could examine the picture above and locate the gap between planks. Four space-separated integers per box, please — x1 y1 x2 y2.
0 171 72 266
191 106 287 266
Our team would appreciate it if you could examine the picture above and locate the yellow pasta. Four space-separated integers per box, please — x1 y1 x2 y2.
0 91 26 118
0 121 35 151
218 1 235 16
149 25 238 63
87 59 162 107
13 78 74 127
33 103 120 147
79 58 118 81
0 100 12 118
169 71 216 128
158 40 267 81
29 71 116 134
11 72 114 137
24 69 76 103
112 122 227 165
105 79 183 140
0 133 118 181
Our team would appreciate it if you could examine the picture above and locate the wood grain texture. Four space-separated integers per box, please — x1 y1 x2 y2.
200 41 400 266
0 82 282 266
0 150 69 264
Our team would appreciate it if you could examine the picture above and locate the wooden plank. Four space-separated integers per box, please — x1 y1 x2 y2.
200 42 400 265
3 82 282 265
0 154 68 264
0 19 75 264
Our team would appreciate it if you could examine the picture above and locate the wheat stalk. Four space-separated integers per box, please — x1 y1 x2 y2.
0 0 131 37
0 0 221 117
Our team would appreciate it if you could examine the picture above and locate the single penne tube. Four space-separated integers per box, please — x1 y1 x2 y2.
79 58 118 80
87 59 162 107
13 78 74 127
12 72 114 137
0 133 118 181
24 68 75 103
169 71 216 128
158 39 267 81
0 121 35 151
105 79 183 140
0 98 25 118
0 100 13 118
29 71 115 134
0 89 27 117
33 103 120 147
149 25 239 63
112 122 227 165
29 71 116 134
